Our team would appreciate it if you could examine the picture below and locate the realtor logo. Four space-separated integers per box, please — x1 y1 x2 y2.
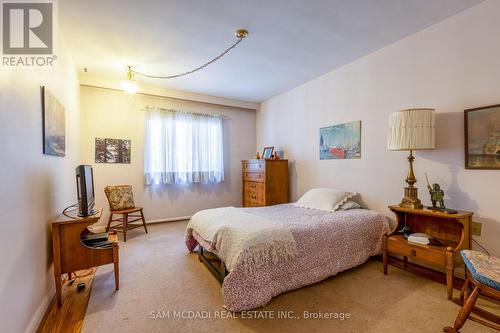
1 0 56 66
2 1 53 54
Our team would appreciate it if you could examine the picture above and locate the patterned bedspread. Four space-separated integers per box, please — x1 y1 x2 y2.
185 204 390 311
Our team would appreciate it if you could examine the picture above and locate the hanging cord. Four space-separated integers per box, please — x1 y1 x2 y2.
61 202 79 219
68 269 96 286
472 238 490 256
131 30 247 79
62 203 78 214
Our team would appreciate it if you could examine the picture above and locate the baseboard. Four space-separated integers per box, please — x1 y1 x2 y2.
147 215 192 224
25 285 55 333
88 215 192 233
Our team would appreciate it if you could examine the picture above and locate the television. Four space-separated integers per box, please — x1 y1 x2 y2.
76 165 97 216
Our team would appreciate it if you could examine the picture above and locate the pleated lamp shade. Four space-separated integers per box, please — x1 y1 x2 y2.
387 108 435 151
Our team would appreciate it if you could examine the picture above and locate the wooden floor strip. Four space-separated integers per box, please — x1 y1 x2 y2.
37 269 96 333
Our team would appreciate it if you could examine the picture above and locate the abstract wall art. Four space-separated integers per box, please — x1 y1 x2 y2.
95 138 131 164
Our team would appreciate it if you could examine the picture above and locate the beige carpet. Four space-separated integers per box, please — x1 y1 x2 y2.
83 222 497 333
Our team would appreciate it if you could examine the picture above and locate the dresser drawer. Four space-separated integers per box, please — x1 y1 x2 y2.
248 192 264 203
243 160 265 172
244 181 264 194
243 193 265 207
386 237 445 266
243 171 264 182
243 181 264 207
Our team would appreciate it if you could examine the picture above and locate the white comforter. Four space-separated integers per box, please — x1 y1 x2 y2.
186 206 297 271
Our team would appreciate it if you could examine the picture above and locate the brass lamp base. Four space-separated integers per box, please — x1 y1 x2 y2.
399 149 423 210
399 186 423 209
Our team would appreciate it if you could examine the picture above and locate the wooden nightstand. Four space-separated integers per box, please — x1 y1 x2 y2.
383 205 472 300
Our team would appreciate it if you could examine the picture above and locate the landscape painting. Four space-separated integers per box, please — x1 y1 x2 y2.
95 138 131 164
42 87 65 157
320 121 361 160
465 105 500 169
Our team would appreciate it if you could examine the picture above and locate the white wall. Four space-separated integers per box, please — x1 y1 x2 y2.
0 34 80 332
257 0 500 256
80 86 256 223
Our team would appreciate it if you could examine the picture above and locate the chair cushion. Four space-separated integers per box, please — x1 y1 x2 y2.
461 250 500 291
104 185 135 211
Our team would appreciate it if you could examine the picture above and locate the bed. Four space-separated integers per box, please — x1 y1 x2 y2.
185 203 390 311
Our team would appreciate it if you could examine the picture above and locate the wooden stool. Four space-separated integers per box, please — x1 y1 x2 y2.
104 185 148 242
444 250 500 332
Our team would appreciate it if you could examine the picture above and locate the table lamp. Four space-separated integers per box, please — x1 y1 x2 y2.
388 108 435 209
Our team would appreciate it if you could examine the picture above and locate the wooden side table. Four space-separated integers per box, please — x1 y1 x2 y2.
383 205 472 300
52 209 119 306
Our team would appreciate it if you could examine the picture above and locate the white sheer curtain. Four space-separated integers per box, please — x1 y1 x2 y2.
144 107 224 185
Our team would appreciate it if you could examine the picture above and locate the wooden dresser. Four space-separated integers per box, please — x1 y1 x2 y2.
242 159 289 207
383 205 472 300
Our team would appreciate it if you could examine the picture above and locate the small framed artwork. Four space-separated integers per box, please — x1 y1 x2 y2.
319 120 361 160
465 104 500 169
95 138 131 163
42 86 65 157
262 146 274 159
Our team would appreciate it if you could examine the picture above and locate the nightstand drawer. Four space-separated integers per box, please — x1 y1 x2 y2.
386 237 445 266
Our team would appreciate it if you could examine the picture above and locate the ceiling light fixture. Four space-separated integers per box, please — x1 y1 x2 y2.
120 65 139 94
121 29 248 93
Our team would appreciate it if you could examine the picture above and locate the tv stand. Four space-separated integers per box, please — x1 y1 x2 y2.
52 209 119 306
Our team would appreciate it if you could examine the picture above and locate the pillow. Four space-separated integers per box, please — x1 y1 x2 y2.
293 188 356 212
104 185 135 211
337 200 363 210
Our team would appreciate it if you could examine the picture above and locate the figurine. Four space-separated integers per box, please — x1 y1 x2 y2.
255 150 261 159
425 174 445 209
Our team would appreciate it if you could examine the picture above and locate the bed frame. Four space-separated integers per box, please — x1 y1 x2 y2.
198 245 228 283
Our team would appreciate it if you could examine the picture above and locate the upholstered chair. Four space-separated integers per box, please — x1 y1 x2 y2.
104 185 147 241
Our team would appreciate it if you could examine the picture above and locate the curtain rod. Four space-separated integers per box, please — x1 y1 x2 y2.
141 107 224 119
80 84 258 111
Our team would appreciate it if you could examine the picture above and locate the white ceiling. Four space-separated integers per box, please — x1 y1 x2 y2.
60 0 483 103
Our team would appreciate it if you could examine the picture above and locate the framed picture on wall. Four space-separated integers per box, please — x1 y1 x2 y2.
465 104 500 169
95 138 131 163
319 120 361 160
42 86 65 157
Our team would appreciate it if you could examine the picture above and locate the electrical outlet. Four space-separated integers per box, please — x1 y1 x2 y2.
472 222 482 236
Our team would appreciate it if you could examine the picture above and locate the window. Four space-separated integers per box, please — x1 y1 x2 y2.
144 107 224 184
